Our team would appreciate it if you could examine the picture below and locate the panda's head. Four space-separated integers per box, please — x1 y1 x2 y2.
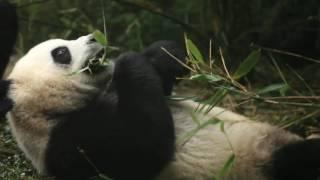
7 34 114 112
9 34 113 85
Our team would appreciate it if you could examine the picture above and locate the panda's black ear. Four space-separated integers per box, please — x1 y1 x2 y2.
142 40 189 96
0 80 13 121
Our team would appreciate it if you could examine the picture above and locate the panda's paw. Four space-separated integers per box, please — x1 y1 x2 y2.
142 40 189 95
0 80 13 121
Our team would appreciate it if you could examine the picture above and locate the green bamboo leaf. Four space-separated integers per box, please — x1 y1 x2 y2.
168 96 197 101
191 111 201 126
256 83 288 94
216 154 235 180
178 117 220 145
190 73 224 83
233 50 261 79
186 38 204 64
279 84 290 96
204 89 228 114
99 174 113 180
220 121 225 133
93 30 108 47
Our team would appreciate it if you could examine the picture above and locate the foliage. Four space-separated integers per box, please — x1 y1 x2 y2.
173 37 320 178
11 0 320 60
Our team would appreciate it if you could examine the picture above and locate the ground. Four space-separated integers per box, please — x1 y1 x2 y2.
0 123 43 180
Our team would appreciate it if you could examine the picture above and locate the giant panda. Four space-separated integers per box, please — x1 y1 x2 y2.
1 34 183 180
0 34 320 180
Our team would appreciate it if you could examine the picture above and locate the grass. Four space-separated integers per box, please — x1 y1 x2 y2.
0 124 42 180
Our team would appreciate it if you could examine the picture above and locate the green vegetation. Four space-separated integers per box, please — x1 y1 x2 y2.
1 0 320 179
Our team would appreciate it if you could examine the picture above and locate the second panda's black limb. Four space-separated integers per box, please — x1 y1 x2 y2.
0 0 18 77
142 41 189 96
45 52 175 180
0 80 12 120
269 138 320 180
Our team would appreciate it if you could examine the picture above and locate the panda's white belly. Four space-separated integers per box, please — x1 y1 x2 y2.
157 100 301 180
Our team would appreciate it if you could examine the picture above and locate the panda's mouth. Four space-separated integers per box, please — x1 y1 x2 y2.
82 49 107 74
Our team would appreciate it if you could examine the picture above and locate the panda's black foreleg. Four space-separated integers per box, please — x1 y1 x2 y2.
142 40 189 96
112 52 175 179
269 138 320 180
0 80 13 121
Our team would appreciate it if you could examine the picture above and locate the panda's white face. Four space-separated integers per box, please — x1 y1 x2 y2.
37 34 103 72
7 34 114 118
9 34 112 84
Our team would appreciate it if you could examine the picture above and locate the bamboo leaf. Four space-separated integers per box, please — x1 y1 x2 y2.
220 121 225 133
204 89 228 113
93 30 108 47
168 96 197 101
186 37 204 64
178 117 220 146
99 174 113 180
256 83 288 94
279 84 290 96
216 154 235 180
191 111 201 126
190 73 224 83
233 50 261 79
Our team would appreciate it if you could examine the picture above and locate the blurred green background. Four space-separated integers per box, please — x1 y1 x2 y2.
11 0 320 60
9 0 320 83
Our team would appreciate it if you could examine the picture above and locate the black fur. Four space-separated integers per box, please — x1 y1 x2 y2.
0 80 12 120
142 41 188 96
0 79 11 97
0 0 18 77
269 138 320 180
45 52 175 180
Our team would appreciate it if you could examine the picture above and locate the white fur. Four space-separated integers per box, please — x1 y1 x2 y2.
6 35 113 174
157 100 301 180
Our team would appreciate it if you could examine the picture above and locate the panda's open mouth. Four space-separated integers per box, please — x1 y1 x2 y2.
82 49 107 74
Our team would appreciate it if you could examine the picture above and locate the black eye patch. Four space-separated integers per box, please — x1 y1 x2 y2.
51 46 71 64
